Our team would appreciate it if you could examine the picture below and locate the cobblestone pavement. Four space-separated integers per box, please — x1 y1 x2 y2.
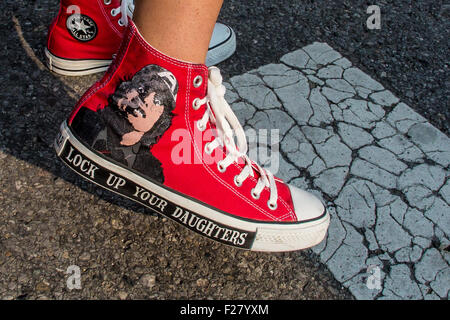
225 42 449 300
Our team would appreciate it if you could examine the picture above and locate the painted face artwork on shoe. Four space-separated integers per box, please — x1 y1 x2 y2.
74 65 179 183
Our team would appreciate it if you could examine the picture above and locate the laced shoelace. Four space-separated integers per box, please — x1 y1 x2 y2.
107 0 134 27
196 67 279 210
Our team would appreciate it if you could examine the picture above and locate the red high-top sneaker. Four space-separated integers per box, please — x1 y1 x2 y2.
45 0 236 76
54 21 329 252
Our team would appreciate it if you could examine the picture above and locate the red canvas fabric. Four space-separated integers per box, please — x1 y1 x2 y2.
68 21 298 223
47 0 124 60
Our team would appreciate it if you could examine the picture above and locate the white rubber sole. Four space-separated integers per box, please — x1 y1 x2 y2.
205 26 237 67
45 48 112 76
55 121 329 252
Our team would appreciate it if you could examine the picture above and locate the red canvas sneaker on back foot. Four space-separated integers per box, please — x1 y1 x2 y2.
46 0 236 76
54 21 330 252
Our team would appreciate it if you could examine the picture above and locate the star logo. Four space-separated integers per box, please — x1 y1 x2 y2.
66 14 97 42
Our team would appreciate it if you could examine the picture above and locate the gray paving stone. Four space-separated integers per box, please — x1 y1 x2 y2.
257 64 304 89
403 185 434 211
281 127 317 169
326 222 368 283
322 87 354 104
382 264 423 300
383 197 409 227
358 146 407 175
339 99 383 129
407 122 450 167
233 83 281 110
308 88 333 125
415 248 448 284
276 92 311 124
386 102 427 134
247 109 294 136
375 205 412 252
395 247 414 263
257 63 292 76
337 123 374 150
302 68 316 74
403 208 434 239
343 68 384 91
301 126 333 144
350 159 397 189
413 236 432 249
315 136 352 168
425 199 450 238
368 102 386 119
230 73 262 88
223 82 239 104
231 101 256 124
333 57 352 69
378 134 425 163
317 65 343 79
314 167 349 197
330 103 344 121
424 293 442 300
335 179 377 229
312 210 346 262
430 269 450 298
410 245 424 263
307 75 324 86
399 164 446 192
276 156 301 182
355 86 373 99
365 229 380 251
280 49 310 69
307 157 327 176
344 273 382 300
369 90 400 106
326 79 356 94
302 42 342 65
439 181 450 204
371 122 397 140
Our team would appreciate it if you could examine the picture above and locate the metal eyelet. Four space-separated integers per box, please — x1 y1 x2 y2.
251 188 260 200
204 143 212 155
111 8 119 16
104 0 112 5
196 121 205 132
193 75 203 88
234 176 243 187
217 161 226 173
118 19 125 26
192 98 201 110
267 201 278 211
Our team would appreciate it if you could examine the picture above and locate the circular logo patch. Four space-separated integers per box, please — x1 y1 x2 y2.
66 14 97 42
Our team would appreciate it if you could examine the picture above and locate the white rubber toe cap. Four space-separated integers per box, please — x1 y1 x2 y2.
288 185 326 222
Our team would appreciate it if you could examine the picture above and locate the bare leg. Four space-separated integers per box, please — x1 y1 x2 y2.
133 0 223 64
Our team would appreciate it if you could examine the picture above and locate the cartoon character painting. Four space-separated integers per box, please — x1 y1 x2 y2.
73 65 178 183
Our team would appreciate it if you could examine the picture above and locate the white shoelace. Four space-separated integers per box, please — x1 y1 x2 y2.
109 0 135 27
196 67 279 210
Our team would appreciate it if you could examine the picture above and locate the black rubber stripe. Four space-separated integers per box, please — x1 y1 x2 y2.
58 138 256 249
50 63 110 73
46 48 112 62
208 26 234 51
